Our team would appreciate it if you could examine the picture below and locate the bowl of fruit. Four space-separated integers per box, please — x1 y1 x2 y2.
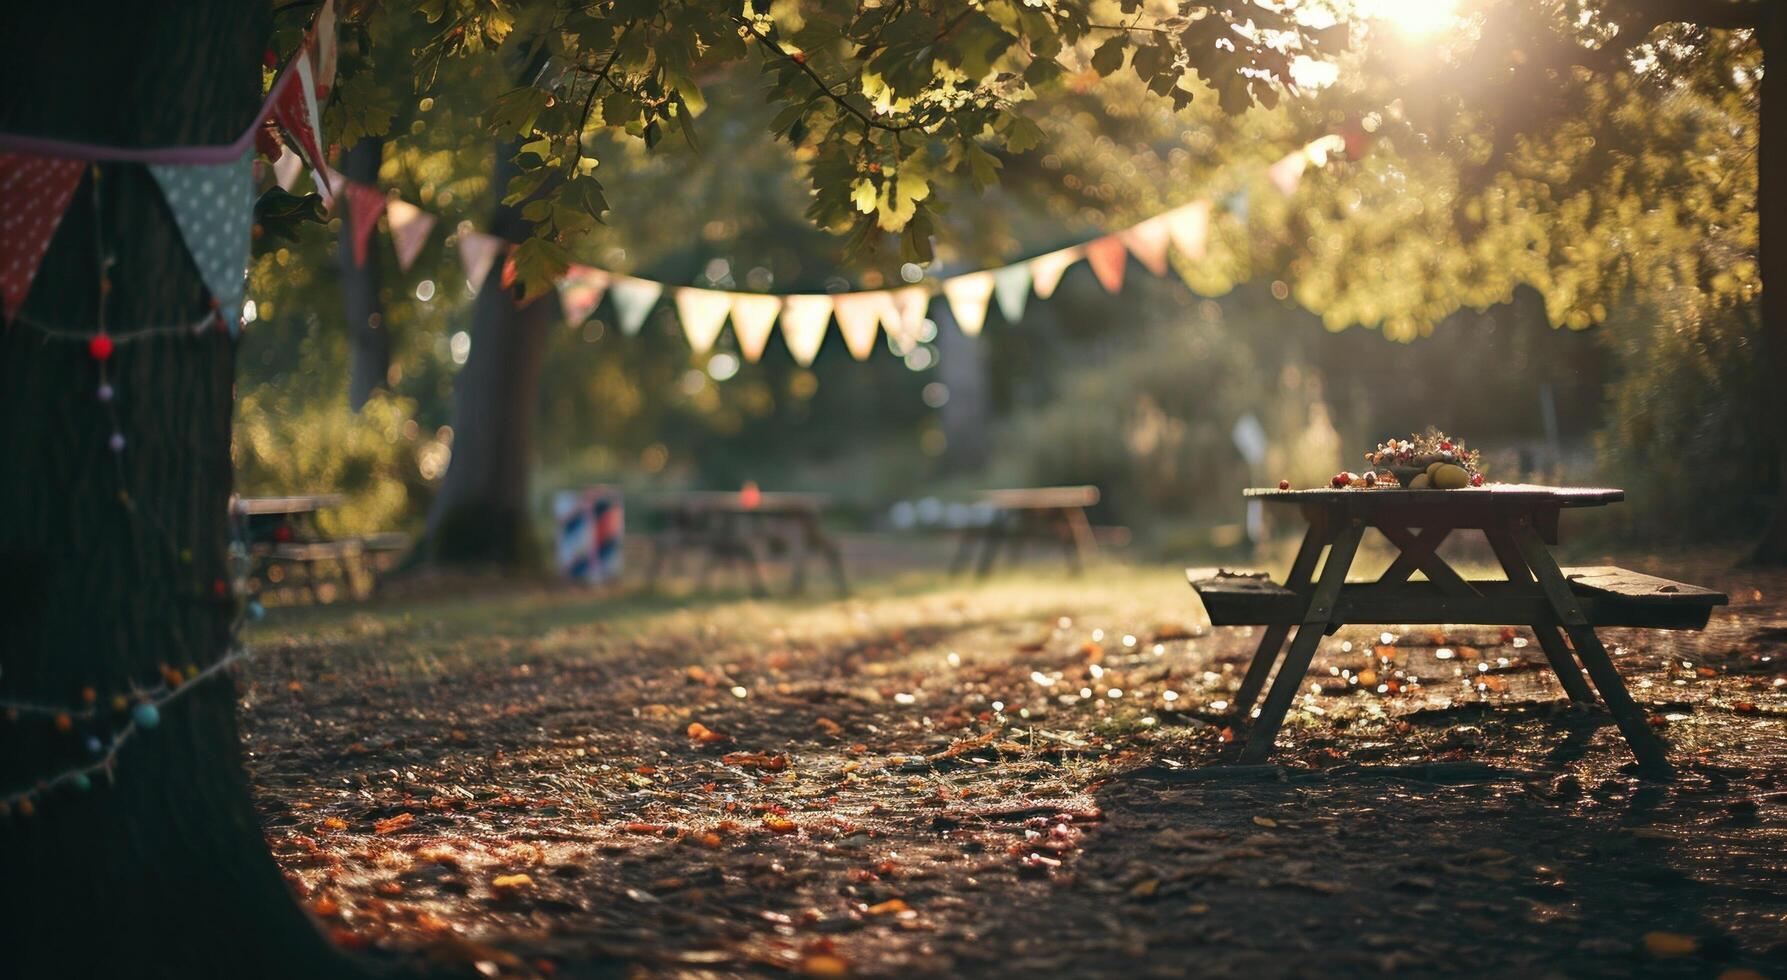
1364 431 1484 490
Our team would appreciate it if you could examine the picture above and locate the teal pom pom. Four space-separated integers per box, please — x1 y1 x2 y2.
132 703 161 729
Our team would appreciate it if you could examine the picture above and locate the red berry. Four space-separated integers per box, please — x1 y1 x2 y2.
1470 473 1484 487
1331 473 1348 488
87 334 114 361
1439 440 1453 450
1278 480 1291 491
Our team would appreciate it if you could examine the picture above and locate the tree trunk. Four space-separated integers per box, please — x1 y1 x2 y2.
1748 11 1787 565
932 301 991 473
417 143 558 566
340 137 390 411
0 3 372 977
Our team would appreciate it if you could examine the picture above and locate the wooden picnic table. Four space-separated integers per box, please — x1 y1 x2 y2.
642 491 847 596
233 494 400 603
1186 485 1727 776
950 485 1100 577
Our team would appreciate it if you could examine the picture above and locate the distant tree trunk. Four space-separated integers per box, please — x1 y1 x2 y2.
0 3 370 977
932 301 990 473
416 142 559 566
1750 11 1787 565
339 137 390 411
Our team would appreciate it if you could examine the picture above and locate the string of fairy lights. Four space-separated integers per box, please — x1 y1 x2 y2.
0 164 260 821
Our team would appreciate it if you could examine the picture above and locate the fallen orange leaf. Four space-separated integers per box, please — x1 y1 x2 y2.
373 812 415 835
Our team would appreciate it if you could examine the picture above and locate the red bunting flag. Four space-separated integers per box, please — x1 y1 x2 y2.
1 153 86 321
1085 235 1127 294
343 181 387 267
271 46 330 203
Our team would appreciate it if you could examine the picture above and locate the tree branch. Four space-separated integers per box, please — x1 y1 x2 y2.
734 16 919 134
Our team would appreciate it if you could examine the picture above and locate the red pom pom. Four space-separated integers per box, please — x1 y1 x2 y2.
87 334 114 361
1278 480 1291 491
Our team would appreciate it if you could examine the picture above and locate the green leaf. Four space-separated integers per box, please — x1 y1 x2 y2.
487 86 552 139
509 237 568 303
1090 37 1126 77
965 141 1002 192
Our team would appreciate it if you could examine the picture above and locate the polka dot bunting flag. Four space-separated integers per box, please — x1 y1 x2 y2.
0 153 86 322
148 151 255 331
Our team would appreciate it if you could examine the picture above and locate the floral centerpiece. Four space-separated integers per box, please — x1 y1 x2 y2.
1361 429 1484 489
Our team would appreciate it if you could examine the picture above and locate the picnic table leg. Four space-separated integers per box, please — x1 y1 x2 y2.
788 516 811 595
1482 527 1596 705
1057 506 1096 574
950 526 980 576
1508 517 1672 776
817 527 849 596
1240 517 1363 764
1230 518 1332 718
975 514 1008 578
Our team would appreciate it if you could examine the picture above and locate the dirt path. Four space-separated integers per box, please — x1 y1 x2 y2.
241 562 1787 978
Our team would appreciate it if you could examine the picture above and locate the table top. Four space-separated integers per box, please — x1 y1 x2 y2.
978 485 1100 509
1243 484 1623 508
642 491 830 514
234 493 345 516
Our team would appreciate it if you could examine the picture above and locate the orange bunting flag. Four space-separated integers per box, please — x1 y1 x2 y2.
1028 246 1081 300
1118 215 1173 277
1165 201 1210 262
343 181 386 267
832 291 891 360
778 294 833 366
1085 235 1127 293
458 231 505 290
384 199 435 272
0 153 86 322
557 264 609 329
728 293 782 362
675 287 733 355
942 271 996 337
886 286 930 351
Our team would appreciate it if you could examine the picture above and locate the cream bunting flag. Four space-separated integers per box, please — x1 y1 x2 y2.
1117 215 1172 277
991 264 1031 325
385 199 436 272
458 231 505 290
1266 152 1307 196
313 0 339 99
728 293 782 362
1085 236 1127 293
1165 201 1210 262
832 291 891 360
885 286 930 351
609 276 663 336
1028 246 1081 300
343 181 387 267
272 146 304 191
675 287 733 354
557 264 609 329
778 294 833 366
942 271 996 337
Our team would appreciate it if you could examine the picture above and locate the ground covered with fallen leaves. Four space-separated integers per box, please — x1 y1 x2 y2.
242 551 1787 978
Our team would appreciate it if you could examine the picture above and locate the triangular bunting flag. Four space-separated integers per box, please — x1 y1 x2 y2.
1028 246 1081 300
272 48 330 205
1166 201 1210 262
609 276 662 336
778 294 833 366
942 271 996 338
458 231 505 289
728 293 782 362
1266 152 1306 196
991 264 1030 325
272 146 304 191
1085 236 1127 293
675 287 732 355
384 199 436 272
832 291 891 360
147 151 256 328
1118 215 1172 277
0 153 86 321
312 0 339 100
557 264 609 329
343 181 386 267
885 286 930 352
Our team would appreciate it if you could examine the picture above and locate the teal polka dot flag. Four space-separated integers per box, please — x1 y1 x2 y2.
148 150 255 333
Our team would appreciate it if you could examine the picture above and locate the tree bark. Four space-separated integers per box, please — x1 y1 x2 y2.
1748 10 1787 565
0 2 373 977
340 137 391 411
417 142 559 566
932 300 991 473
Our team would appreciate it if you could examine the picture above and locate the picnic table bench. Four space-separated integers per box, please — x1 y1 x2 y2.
642 490 847 596
1186 485 1727 776
234 494 405 603
950 485 1101 577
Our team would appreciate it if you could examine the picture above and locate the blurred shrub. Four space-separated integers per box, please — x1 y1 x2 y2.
1596 294 1773 542
234 390 432 536
993 314 1305 527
